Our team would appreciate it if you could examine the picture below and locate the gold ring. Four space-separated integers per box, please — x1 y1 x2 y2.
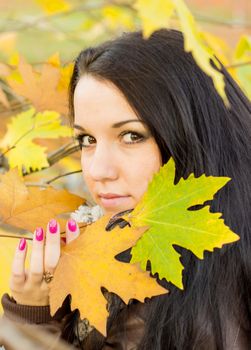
43 271 54 283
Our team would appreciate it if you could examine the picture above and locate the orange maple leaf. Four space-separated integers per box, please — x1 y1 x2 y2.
8 58 68 115
0 87 9 108
0 168 85 232
50 215 167 335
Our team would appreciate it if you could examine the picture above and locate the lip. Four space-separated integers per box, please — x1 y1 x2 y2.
98 193 131 208
99 193 128 199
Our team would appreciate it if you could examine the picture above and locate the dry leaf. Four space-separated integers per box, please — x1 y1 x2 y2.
0 168 85 232
8 58 68 115
0 88 9 108
50 215 167 335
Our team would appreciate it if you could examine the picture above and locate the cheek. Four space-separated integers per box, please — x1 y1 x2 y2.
129 145 162 202
81 153 94 192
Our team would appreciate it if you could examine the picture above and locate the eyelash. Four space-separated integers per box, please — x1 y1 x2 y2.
74 131 145 149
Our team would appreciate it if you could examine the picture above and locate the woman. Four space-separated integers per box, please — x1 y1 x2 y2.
1 29 251 349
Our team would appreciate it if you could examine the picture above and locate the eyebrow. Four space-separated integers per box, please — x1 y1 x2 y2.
73 119 145 131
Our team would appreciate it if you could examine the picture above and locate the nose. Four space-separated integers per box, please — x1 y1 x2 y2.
86 143 118 182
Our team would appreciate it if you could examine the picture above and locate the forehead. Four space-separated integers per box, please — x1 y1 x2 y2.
73 75 139 127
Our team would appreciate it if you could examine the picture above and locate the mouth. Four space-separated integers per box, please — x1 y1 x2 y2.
98 193 131 208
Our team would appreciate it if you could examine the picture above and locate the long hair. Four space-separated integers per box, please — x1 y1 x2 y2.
69 29 251 349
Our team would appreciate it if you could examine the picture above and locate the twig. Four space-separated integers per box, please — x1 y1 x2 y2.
24 183 49 188
0 223 88 240
226 60 251 69
0 234 32 240
21 142 80 177
46 169 82 184
47 143 80 166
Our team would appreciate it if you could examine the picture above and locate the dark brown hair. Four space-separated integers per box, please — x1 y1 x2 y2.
69 29 251 349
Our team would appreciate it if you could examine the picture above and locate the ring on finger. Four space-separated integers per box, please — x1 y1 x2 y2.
43 271 54 283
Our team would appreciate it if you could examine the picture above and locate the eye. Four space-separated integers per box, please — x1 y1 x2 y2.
75 134 96 148
121 131 144 144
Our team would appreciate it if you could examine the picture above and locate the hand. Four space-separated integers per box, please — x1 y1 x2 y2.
10 218 80 306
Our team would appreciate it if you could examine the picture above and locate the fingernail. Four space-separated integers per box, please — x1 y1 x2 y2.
67 219 77 232
19 238 26 251
35 227 44 241
49 219 58 234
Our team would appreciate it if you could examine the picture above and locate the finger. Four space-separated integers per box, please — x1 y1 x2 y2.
44 219 60 272
11 238 27 286
66 219 80 244
28 227 45 284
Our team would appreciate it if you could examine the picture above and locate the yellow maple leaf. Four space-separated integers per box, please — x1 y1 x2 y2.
47 52 61 67
7 58 69 115
46 53 74 91
134 0 228 105
35 0 71 15
0 108 72 174
134 0 174 37
50 215 167 335
233 35 251 99
0 168 85 232
102 5 135 31
6 140 49 173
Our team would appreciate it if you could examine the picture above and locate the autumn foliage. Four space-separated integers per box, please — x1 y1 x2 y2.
0 0 249 333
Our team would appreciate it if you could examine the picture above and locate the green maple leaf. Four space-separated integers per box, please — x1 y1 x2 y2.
0 107 72 174
123 159 239 289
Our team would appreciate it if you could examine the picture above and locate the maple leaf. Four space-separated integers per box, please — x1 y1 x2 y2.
122 159 239 289
0 88 9 108
0 32 17 55
35 0 71 14
50 215 167 335
0 108 72 174
134 0 228 105
7 58 69 115
134 0 174 37
0 168 84 232
46 53 74 91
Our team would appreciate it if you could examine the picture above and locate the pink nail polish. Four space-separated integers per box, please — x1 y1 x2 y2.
67 219 77 232
19 238 26 251
35 227 44 241
49 219 58 234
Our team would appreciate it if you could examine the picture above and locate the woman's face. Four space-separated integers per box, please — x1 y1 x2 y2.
74 75 162 217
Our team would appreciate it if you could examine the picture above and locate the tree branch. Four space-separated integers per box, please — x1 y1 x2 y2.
21 142 80 176
46 169 82 185
226 60 251 69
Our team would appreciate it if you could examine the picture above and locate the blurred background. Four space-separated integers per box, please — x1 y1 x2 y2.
0 0 251 63
0 0 250 318
0 0 250 196
0 0 250 62
0 0 250 198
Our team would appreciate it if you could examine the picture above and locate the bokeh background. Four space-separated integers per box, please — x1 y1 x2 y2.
0 0 250 316
0 0 250 196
